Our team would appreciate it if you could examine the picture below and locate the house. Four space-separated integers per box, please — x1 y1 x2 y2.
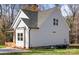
10 7 70 49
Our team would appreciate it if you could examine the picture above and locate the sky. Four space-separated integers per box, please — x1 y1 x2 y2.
38 4 55 10
39 4 72 17
61 5 72 16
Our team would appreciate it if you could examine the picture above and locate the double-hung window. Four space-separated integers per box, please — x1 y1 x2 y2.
17 33 23 41
53 18 58 26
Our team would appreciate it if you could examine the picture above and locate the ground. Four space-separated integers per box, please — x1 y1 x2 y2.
1 48 79 55
14 48 79 55
1 45 79 55
0 45 5 48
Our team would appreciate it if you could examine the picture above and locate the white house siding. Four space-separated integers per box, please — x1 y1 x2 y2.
30 8 69 47
13 10 29 30
16 20 29 49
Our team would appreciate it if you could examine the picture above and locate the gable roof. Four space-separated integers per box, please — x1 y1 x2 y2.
21 18 39 29
11 7 69 30
21 7 61 28
21 9 38 29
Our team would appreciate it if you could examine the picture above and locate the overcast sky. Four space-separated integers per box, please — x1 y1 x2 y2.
39 4 72 17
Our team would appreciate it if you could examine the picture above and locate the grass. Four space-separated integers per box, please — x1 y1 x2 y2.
0 45 79 55
0 45 5 48
1 48 79 55
21 48 79 55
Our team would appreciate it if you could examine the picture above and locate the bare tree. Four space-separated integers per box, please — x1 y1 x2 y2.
65 4 79 44
0 4 2 17
0 5 17 41
10 4 15 25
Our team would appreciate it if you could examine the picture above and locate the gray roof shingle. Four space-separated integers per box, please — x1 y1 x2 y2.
21 9 39 29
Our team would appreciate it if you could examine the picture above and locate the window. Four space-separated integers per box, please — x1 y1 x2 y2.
21 33 23 41
17 33 23 41
53 18 58 26
18 33 20 40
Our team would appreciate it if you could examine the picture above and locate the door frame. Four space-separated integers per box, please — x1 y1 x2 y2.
16 27 26 48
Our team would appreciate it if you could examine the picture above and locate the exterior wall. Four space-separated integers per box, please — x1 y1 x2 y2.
16 20 29 49
30 8 69 47
13 7 69 48
13 10 29 30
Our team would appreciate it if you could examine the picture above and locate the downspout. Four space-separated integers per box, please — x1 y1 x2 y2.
29 28 31 48
24 27 26 48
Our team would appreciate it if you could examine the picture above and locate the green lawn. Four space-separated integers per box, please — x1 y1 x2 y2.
0 45 5 48
21 48 79 55
1 48 79 55
0 44 79 55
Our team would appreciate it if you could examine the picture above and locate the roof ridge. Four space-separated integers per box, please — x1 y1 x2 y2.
21 18 29 20
21 9 38 13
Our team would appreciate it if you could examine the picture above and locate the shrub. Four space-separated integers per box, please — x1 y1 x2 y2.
0 32 6 45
